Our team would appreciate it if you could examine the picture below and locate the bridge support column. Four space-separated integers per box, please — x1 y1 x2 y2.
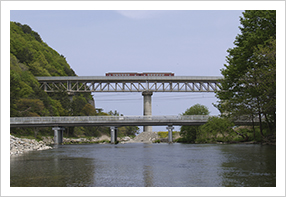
53 127 65 145
110 126 118 144
142 91 153 132
167 125 174 144
67 81 74 101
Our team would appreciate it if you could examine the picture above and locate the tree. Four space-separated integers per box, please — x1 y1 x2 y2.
80 103 97 116
180 104 210 143
16 98 48 117
71 95 88 115
182 104 210 116
215 10 276 138
249 38 276 133
118 126 140 137
108 110 122 116
198 117 235 143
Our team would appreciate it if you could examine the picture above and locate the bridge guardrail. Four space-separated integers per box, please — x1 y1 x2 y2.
10 115 211 124
10 115 257 127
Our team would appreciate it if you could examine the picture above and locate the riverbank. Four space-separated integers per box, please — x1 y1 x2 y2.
10 135 53 155
40 132 178 145
10 132 275 155
10 132 175 155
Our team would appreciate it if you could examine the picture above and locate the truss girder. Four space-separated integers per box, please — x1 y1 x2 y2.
38 79 221 93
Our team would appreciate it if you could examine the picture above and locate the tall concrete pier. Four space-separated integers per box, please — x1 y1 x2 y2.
142 91 153 132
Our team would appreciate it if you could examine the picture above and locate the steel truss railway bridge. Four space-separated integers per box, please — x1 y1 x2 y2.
36 76 223 133
36 76 223 93
10 115 257 144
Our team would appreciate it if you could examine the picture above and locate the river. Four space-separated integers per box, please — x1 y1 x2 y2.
10 143 275 187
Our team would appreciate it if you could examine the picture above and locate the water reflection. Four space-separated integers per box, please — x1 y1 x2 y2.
10 148 95 187
143 165 153 187
218 144 276 187
143 144 154 187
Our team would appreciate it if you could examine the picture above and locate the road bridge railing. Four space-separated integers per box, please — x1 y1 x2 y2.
10 115 212 127
10 115 257 128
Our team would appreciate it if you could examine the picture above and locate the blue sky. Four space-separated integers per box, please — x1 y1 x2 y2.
10 10 242 76
10 9 244 131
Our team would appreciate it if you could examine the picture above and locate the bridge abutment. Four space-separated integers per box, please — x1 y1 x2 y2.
142 91 153 132
53 127 65 145
167 125 174 143
110 126 118 144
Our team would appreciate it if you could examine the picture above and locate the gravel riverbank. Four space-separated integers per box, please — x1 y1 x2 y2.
10 132 168 155
10 135 53 155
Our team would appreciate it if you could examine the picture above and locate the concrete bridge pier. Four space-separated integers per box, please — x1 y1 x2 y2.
167 125 174 144
142 91 153 132
53 127 65 145
67 81 75 101
110 126 118 144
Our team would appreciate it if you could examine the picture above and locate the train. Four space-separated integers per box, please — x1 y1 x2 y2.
105 72 174 77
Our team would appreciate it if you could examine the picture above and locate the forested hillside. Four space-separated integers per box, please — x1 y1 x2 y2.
10 22 139 138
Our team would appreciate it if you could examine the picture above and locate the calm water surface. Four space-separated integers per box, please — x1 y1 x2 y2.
10 143 276 187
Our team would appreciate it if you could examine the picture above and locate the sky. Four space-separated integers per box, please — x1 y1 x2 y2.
9 9 244 132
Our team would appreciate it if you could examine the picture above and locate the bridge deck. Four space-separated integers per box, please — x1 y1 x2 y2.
36 76 223 92
10 115 256 127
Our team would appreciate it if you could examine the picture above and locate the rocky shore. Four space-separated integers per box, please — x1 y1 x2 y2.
10 132 170 155
10 135 53 155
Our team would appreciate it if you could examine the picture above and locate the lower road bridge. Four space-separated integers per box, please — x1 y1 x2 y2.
10 115 257 144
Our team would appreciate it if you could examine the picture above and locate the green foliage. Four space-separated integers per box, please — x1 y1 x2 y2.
197 117 235 143
74 127 86 137
157 131 176 138
108 110 122 116
15 98 48 117
182 104 210 116
71 95 88 115
215 11 276 137
118 126 140 137
80 103 97 116
180 104 210 143
157 132 168 138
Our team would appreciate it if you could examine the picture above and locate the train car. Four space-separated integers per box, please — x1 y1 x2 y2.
106 72 174 76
